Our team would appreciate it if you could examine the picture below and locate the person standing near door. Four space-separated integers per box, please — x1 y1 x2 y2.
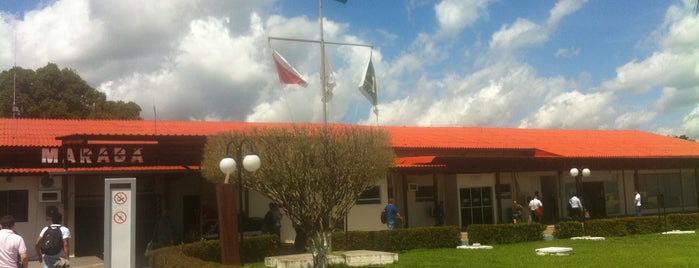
634 190 642 217
568 193 583 221
529 192 543 223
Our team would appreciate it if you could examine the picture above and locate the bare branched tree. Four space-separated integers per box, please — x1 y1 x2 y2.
201 125 395 267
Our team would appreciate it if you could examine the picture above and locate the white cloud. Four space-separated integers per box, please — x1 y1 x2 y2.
489 0 587 54
2 0 698 141
371 62 570 127
554 47 580 58
652 86 699 113
489 18 548 53
519 91 616 129
434 0 493 36
547 0 588 26
602 52 697 93
596 1 699 139
614 110 657 130
680 104 699 139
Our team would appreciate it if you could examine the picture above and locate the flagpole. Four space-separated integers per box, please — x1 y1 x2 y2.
270 0 375 128
319 0 328 126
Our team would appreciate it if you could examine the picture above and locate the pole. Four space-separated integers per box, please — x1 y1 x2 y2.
319 0 328 126
268 36 372 48
236 143 245 265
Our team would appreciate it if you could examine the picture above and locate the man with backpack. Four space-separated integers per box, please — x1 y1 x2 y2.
35 212 70 268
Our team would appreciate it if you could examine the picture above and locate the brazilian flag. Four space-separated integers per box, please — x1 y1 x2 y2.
358 59 377 106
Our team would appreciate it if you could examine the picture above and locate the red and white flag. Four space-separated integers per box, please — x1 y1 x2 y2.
272 49 308 87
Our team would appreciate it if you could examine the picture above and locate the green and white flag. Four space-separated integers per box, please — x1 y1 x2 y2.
358 59 377 106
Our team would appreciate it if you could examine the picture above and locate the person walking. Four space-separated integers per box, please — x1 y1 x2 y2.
529 192 543 223
434 201 445 226
0 215 29 268
35 212 70 268
569 193 583 221
634 190 642 217
385 198 401 230
264 203 283 245
152 210 174 249
512 200 523 224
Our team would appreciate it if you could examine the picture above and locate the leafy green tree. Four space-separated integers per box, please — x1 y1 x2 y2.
674 135 696 142
202 126 395 268
0 63 141 119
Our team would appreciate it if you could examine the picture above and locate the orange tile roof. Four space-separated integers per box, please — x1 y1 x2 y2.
2 118 699 158
384 126 699 158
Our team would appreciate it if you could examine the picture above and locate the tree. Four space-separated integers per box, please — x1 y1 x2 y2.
201 125 395 267
674 134 696 142
0 63 142 119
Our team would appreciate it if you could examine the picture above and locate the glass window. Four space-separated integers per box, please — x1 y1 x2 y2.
637 172 688 210
415 186 434 202
0 190 29 222
357 186 380 204
682 172 697 209
459 187 494 229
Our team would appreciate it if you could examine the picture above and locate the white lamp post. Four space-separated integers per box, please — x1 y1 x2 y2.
570 167 591 215
217 139 261 265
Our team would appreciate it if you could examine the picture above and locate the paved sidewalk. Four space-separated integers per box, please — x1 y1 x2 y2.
28 256 104 268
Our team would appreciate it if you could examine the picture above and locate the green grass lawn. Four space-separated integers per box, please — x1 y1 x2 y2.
250 232 699 267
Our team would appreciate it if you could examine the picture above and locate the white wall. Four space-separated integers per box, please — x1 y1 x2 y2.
1 175 46 260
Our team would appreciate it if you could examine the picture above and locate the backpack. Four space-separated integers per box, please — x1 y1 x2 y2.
40 225 63 255
380 208 387 224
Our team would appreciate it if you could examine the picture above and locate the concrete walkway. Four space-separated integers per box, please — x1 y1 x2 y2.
27 256 104 268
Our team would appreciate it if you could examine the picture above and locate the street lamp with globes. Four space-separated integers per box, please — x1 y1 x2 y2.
570 167 590 218
217 139 261 265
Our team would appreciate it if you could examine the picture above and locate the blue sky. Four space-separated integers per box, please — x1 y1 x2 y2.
1 0 698 139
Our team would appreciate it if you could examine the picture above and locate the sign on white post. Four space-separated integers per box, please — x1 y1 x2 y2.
104 178 136 268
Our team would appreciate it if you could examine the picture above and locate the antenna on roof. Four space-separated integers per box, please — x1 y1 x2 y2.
153 99 158 135
12 26 19 119
11 23 19 139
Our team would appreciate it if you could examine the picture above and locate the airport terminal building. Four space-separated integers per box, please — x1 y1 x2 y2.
2 118 698 262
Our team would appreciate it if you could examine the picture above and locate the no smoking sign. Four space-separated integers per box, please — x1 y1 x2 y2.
113 211 128 224
111 191 131 224
113 192 128 205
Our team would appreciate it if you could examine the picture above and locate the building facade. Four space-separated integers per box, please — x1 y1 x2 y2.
2 118 698 265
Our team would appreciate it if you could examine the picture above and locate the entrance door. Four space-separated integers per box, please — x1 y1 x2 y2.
540 176 559 224
582 181 606 219
74 201 104 257
459 187 493 229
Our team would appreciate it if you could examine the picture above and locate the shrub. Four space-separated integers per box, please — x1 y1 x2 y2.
553 221 583 238
555 213 699 239
666 213 699 231
625 216 663 235
585 218 628 237
150 234 278 268
466 223 546 245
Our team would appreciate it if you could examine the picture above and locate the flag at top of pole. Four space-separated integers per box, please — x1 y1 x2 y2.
358 59 377 106
272 49 308 88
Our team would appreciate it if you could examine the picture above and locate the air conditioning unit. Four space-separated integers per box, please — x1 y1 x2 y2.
40 177 62 189
39 190 62 202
